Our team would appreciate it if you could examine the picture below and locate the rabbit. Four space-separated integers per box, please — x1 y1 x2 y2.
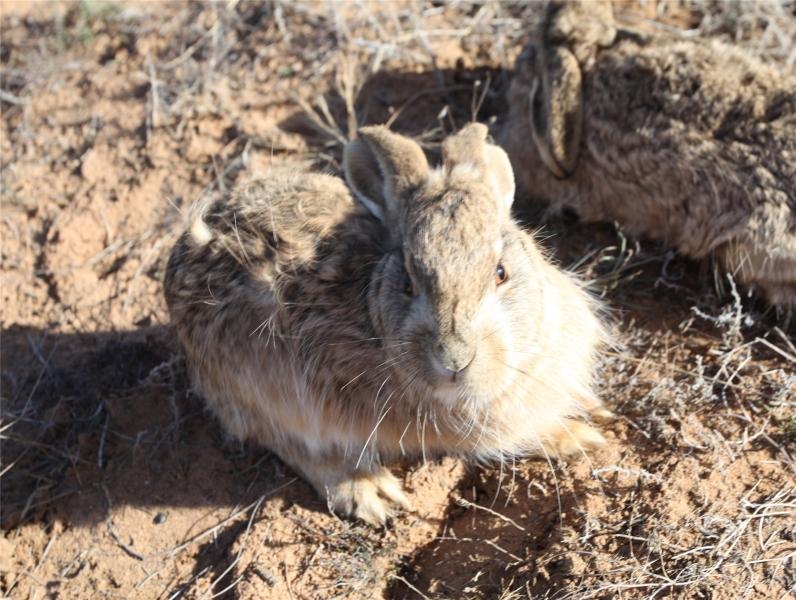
498 0 796 307
164 123 608 526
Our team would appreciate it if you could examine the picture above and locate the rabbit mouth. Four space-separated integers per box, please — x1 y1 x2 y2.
432 383 461 405
420 359 458 401
428 352 473 385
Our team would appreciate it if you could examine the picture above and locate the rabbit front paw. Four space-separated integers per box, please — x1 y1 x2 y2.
545 419 607 459
326 467 410 527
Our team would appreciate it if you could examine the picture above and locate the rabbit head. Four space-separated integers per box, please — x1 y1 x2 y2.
344 123 560 406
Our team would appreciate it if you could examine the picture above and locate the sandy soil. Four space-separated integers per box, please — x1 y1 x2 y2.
2 1 795 599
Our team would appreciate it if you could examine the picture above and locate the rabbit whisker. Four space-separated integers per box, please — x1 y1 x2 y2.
552 416 606 497
397 420 412 456
325 337 411 347
339 351 409 392
355 393 394 470
528 426 564 527
371 373 393 415
492 437 506 509
504 455 518 508
420 409 428 464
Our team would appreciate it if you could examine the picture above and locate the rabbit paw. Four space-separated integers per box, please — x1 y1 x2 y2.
327 468 410 527
546 419 606 458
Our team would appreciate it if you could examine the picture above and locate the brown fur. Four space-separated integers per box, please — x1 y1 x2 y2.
499 0 796 307
164 125 607 525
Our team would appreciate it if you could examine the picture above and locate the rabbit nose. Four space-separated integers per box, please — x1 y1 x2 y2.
434 341 476 379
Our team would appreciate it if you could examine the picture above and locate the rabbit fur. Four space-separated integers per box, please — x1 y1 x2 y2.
164 123 607 525
499 0 796 307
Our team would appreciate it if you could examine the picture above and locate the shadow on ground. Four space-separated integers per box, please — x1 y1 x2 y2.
1 324 305 528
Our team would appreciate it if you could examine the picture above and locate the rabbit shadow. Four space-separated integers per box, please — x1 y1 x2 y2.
391 458 642 599
0 323 318 533
278 64 512 166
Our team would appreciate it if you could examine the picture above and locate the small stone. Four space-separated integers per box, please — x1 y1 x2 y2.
153 512 167 525
252 566 276 586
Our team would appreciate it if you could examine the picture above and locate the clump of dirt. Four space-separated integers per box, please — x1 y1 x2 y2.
2 1 794 599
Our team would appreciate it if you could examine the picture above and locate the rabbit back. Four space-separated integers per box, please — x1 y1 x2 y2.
164 169 388 448
502 10 796 305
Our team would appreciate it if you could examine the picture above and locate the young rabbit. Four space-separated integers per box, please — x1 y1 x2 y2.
164 123 607 525
499 0 796 307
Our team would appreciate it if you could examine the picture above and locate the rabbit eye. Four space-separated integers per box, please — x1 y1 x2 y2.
495 263 508 285
402 271 415 297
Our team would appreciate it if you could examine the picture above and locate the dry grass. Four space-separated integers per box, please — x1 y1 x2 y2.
1 1 795 599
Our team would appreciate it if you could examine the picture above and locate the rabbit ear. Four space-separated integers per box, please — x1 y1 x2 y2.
483 144 516 213
442 122 516 213
343 138 386 220
529 45 583 179
441 122 489 167
343 126 429 222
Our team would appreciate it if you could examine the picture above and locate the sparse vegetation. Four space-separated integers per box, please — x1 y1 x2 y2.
1 1 794 599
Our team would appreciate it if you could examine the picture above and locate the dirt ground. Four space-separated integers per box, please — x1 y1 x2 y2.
1 1 795 599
